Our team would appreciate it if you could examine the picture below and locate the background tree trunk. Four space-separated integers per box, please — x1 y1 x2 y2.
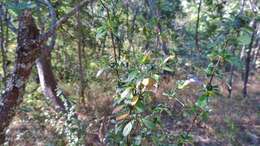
76 11 86 103
243 19 257 97
195 0 202 52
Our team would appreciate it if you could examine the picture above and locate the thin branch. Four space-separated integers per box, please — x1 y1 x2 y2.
186 56 221 136
0 4 17 33
100 0 120 79
36 0 58 52
100 0 117 62
195 0 202 52
42 0 57 49
40 0 91 42
249 0 259 13
2 0 90 38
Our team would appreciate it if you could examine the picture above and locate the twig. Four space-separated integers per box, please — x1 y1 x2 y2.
100 0 120 79
195 0 202 52
40 0 91 42
186 56 221 136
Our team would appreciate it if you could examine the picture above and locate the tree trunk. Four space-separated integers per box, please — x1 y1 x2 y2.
76 11 86 103
252 37 259 69
228 47 235 98
0 3 8 88
243 19 257 97
35 0 67 111
0 10 39 144
36 47 66 111
195 0 202 52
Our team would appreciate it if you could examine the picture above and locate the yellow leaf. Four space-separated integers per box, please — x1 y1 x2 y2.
142 78 156 89
89 62 98 69
116 113 129 121
141 51 152 64
131 96 139 106
141 54 151 64
206 91 214 97
163 54 176 64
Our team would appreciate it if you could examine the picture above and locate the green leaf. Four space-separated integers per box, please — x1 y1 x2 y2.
123 71 138 83
141 54 151 64
177 80 191 89
19 106 33 112
152 74 160 82
123 121 134 137
227 56 243 69
134 135 142 145
121 87 132 99
162 66 174 72
135 101 144 113
142 118 156 129
256 16 260 22
6 2 35 14
195 95 208 110
96 25 107 39
237 33 251 45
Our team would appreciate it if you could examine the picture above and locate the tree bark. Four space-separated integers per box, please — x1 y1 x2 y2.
0 1 91 142
157 22 169 56
36 47 66 111
228 47 235 98
0 3 8 88
195 0 202 52
76 11 86 103
35 0 67 111
252 37 259 69
243 19 257 97
0 10 39 144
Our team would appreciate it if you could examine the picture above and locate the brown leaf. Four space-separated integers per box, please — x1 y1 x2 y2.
116 113 129 121
112 105 124 114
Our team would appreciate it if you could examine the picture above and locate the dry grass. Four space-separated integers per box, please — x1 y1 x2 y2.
5 71 260 145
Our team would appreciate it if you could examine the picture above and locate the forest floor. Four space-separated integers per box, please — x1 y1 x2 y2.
4 71 260 146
